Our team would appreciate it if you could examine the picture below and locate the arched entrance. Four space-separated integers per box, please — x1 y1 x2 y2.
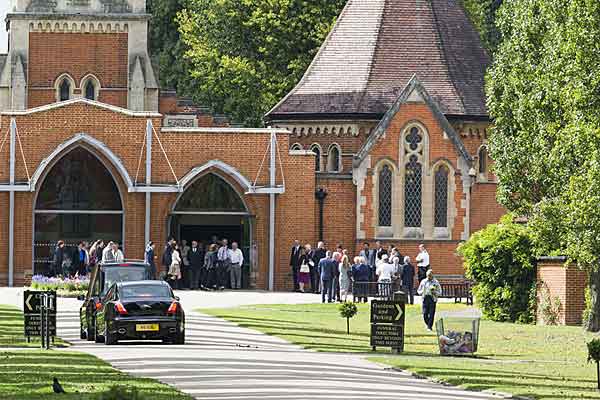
169 173 253 286
34 147 124 275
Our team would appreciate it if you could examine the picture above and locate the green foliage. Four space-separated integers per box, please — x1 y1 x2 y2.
461 0 503 54
458 215 536 323
584 286 593 328
339 302 358 319
101 385 141 400
537 282 561 325
588 339 600 363
177 0 346 126
487 0 600 330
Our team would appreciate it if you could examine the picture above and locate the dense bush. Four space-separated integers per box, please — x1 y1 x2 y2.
458 214 537 323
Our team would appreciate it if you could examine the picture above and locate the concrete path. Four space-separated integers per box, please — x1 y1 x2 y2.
0 288 499 400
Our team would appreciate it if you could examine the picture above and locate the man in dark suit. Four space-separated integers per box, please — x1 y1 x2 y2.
188 240 205 290
312 241 327 293
289 240 302 292
319 251 336 303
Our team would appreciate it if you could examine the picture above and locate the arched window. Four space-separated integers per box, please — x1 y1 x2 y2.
175 173 246 212
404 155 422 227
310 145 322 172
85 80 95 100
59 79 71 101
378 164 393 227
327 144 341 172
290 143 302 151
434 165 449 228
34 147 123 274
478 146 488 174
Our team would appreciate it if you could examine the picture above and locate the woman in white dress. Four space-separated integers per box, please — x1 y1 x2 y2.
169 244 182 289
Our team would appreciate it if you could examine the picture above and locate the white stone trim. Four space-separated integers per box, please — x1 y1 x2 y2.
29 20 130 34
289 149 314 156
161 127 290 134
54 73 76 102
431 159 456 240
29 133 135 192
326 142 342 173
372 158 398 238
309 143 323 172
1 97 161 117
80 73 101 101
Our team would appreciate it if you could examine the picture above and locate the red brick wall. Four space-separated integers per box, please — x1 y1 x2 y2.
27 32 128 108
470 182 505 233
316 176 356 251
0 102 315 289
537 259 587 326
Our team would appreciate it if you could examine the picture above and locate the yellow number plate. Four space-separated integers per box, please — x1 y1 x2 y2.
136 324 159 332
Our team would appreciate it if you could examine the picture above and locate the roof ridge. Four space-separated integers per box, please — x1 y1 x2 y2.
429 0 467 115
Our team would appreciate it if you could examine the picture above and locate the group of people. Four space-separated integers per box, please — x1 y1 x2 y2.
290 240 442 330
148 236 245 291
50 239 124 277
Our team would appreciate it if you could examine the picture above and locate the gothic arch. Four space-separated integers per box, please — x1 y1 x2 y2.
30 133 134 192
55 73 76 102
309 143 322 172
326 143 342 172
80 73 101 101
178 160 253 193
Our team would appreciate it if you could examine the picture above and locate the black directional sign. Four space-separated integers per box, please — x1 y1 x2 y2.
370 300 405 325
23 290 56 337
370 323 404 348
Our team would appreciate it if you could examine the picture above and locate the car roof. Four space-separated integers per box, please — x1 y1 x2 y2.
116 280 169 287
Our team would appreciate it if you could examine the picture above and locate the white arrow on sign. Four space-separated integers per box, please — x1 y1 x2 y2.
25 294 34 312
394 304 403 321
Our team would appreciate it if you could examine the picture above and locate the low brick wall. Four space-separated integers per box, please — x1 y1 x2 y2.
537 257 587 326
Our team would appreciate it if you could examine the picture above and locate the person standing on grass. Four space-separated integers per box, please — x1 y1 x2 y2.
401 256 415 305
319 251 336 303
417 269 442 331
415 243 430 283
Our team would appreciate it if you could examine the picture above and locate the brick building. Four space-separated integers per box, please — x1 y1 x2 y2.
265 0 506 276
0 0 505 289
0 0 316 289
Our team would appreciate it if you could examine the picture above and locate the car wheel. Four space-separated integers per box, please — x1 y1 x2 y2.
175 330 185 345
104 322 117 345
94 319 104 343
86 317 95 342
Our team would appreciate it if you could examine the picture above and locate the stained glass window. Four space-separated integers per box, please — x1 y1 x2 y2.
434 165 449 228
404 155 422 227
478 146 487 174
175 173 246 212
378 165 392 227
59 79 71 101
405 127 422 151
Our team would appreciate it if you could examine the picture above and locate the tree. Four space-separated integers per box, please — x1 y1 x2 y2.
147 0 195 94
461 0 503 54
487 0 600 331
177 0 347 126
339 302 358 335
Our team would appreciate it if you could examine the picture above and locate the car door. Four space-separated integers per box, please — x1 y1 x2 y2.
97 284 115 336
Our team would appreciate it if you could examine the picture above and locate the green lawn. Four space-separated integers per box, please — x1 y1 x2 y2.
0 304 192 400
0 304 66 348
202 302 600 400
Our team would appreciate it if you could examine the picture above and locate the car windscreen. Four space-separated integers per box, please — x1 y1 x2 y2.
103 267 149 293
120 284 172 299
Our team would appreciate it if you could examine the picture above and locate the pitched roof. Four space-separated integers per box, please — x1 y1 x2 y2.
266 0 490 120
354 75 473 167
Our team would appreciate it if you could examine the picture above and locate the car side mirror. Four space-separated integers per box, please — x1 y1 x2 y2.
77 295 85 301
174 296 180 301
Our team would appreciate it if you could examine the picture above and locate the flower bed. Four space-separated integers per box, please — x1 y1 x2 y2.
30 275 90 297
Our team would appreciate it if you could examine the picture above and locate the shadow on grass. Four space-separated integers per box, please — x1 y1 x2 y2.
0 351 192 400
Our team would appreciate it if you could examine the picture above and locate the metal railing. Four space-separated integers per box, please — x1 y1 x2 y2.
352 280 401 301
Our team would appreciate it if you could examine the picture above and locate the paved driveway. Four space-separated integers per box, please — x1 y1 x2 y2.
1 288 499 400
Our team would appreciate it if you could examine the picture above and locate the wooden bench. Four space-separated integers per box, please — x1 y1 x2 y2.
436 275 474 305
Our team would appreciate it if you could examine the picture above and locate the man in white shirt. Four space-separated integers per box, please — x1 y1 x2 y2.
229 242 244 289
417 270 442 331
217 239 230 290
104 242 124 263
415 244 430 283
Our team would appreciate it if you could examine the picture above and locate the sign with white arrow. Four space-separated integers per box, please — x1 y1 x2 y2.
370 300 405 325
23 290 56 337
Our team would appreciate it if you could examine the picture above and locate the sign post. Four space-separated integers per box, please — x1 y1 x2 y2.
370 292 406 353
23 290 56 348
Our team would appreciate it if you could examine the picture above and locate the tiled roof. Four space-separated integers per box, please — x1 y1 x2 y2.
266 0 490 120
